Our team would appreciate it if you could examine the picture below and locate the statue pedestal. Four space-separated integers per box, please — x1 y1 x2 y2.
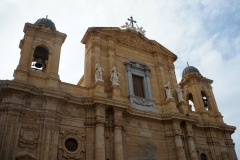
93 80 107 98
177 101 189 115
110 84 121 100
162 98 179 114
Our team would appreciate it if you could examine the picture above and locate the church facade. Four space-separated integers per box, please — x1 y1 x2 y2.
0 18 237 160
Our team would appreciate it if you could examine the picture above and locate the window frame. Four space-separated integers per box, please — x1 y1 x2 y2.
123 60 158 113
132 74 145 98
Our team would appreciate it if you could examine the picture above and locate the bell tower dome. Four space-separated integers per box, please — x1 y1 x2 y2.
13 17 67 88
180 65 223 123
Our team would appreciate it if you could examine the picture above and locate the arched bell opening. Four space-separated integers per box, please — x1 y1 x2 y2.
201 91 209 111
31 46 49 71
200 153 208 160
187 93 195 112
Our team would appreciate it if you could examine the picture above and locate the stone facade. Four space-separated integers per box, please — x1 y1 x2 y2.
0 19 238 160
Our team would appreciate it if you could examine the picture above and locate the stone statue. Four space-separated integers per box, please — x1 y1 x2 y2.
121 22 136 30
136 26 146 35
176 85 185 102
110 66 121 86
95 63 103 82
164 82 174 100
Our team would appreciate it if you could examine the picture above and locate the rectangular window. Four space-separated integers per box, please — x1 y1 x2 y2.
132 74 145 98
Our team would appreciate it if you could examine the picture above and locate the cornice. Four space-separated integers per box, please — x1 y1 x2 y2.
180 73 213 85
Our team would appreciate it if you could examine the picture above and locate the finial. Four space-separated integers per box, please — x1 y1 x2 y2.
187 62 189 67
46 15 48 19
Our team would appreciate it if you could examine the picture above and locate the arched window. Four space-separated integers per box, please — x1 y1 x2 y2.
201 91 209 110
187 93 195 111
31 46 49 71
200 153 208 160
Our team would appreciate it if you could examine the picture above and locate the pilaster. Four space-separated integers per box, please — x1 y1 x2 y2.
172 120 186 160
185 122 198 160
113 108 124 160
95 104 106 160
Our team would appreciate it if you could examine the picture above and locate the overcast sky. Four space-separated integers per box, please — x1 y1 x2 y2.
1 0 239 157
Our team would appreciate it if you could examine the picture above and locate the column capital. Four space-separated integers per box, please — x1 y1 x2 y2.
113 107 123 126
95 103 106 116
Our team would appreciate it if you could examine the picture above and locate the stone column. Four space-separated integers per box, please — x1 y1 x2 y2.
186 123 198 160
174 135 186 160
95 123 105 160
113 108 124 160
187 137 198 160
85 107 95 160
95 104 106 160
172 121 186 160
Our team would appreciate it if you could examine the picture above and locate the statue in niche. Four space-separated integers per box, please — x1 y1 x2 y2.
95 63 104 82
176 85 185 102
164 82 174 100
110 66 121 86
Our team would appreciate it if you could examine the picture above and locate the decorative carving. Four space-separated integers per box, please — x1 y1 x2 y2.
131 97 154 107
123 60 151 71
117 34 151 52
196 147 211 158
61 105 71 115
58 129 86 160
138 141 158 160
221 151 230 160
18 126 39 150
16 154 36 160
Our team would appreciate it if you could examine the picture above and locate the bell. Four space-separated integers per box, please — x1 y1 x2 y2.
35 58 43 68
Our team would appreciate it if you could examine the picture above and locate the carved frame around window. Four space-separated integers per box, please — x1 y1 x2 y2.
123 60 158 113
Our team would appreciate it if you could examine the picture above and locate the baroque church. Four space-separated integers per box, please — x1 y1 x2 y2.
0 17 237 160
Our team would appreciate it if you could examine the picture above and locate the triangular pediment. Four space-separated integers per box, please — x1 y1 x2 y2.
81 27 177 60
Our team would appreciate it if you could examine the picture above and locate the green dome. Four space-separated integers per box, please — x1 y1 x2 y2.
34 17 56 31
182 66 200 77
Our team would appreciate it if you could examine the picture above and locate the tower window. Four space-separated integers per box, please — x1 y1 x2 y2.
31 46 49 71
200 153 208 160
187 93 195 111
132 74 145 98
201 91 209 110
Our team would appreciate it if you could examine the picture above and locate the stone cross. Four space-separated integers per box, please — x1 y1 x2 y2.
127 16 136 28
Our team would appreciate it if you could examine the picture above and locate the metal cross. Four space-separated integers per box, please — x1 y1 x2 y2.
127 16 136 27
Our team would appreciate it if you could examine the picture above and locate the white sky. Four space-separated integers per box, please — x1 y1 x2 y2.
0 0 239 157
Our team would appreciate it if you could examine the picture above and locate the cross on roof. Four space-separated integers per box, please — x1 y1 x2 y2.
127 16 136 27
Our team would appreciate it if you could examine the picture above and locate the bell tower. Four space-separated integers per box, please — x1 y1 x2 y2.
13 17 67 88
180 65 223 123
